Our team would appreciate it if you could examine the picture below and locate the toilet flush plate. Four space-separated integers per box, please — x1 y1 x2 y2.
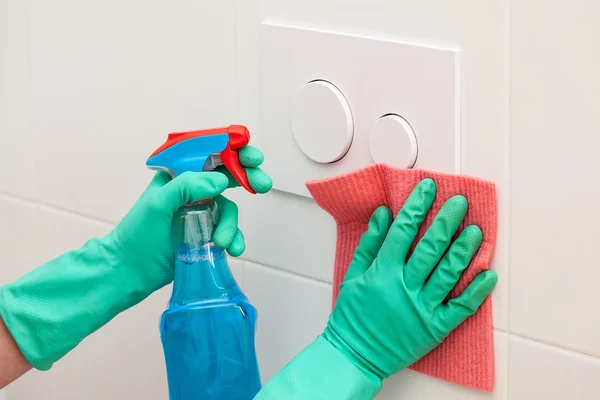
260 22 460 198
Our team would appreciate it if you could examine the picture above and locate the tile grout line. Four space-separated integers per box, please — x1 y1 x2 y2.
505 0 513 336
508 332 600 363
241 258 333 287
241 261 600 363
7 194 599 365
506 0 512 398
0 191 115 228
232 0 241 120
23 0 39 206
2 198 598 363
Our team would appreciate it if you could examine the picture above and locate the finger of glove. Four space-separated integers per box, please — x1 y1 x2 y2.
130 171 173 210
214 195 239 249
436 270 497 332
151 170 172 187
344 206 392 282
215 166 273 194
247 167 273 194
238 145 264 168
142 170 172 197
159 172 228 213
422 225 482 307
378 178 436 267
226 229 246 257
405 195 468 290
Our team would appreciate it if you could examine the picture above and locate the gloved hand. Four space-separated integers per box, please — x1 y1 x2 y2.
113 144 272 272
255 178 497 399
0 145 271 371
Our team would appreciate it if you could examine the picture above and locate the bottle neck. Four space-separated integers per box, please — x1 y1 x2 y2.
169 200 243 306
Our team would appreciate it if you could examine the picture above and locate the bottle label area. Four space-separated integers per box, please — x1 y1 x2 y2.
178 244 226 264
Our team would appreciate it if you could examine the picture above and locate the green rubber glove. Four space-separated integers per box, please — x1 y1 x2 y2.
255 178 497 399
0 146 272 371
217 145 273 195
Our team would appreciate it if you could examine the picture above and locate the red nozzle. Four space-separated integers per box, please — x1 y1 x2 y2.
227 125 250 149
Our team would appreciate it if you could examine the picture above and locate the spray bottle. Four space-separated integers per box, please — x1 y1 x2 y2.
146 125 261 400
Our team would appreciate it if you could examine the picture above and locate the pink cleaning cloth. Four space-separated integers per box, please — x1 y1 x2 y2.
306 164 497 392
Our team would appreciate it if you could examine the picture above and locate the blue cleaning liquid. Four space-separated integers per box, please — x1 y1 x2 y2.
160 205 261 400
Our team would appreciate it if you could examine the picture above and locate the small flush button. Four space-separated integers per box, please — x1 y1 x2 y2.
291 80 354 163
369 114 418 168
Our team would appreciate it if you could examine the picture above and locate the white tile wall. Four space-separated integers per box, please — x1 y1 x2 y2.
1 0 599 398
243 262 332 382
241 190 336 283
0 197 39 283
0 0 37 199
35 206 113 259
509 0 600 358
234 0 263 147
509 336 600 399
27 0 238 223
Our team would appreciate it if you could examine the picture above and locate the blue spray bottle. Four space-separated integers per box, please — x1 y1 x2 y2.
146 125 261 400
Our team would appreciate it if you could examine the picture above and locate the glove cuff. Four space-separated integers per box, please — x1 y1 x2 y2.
255 335 382 400
0 237 151 370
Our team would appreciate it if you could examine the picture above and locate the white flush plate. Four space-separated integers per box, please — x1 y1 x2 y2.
260 22 460 198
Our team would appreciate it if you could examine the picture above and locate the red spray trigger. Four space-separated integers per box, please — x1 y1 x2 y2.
223 125 256 194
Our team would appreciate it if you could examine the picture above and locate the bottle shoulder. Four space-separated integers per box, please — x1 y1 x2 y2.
163 295 256 315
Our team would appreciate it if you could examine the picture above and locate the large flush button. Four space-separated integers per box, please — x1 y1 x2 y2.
369 114 418 168
291 80 354 163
